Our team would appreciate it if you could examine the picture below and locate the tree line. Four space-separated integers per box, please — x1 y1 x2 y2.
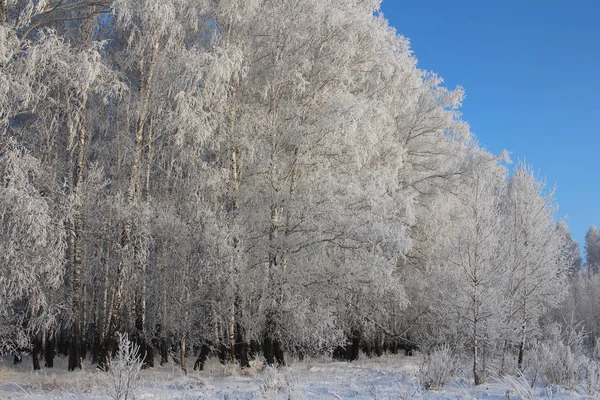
0 0 593 383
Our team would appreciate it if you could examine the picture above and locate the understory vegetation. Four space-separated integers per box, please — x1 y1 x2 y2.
2 0 600 394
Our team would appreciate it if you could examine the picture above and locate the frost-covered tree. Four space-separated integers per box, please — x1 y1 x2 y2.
502 163 567 371
420 150 507 385
443 157 507 385
553 221 582 277
585 226 600 275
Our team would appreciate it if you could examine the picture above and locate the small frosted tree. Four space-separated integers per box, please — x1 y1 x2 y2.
103 332 143 400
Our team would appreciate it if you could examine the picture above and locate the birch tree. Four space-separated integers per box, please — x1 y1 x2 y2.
426 152 507 385
503 163 568 371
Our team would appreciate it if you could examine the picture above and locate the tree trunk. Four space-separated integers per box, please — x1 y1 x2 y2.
81 245 89 357
517 281 529 372
32 336 41 370
517 322 526 372
249 340 258 360
91 326 101 365
158 249 169 367
45 334 55 368
97 336 117 371
274 339 285 366
263 310 285 367
228 311 236 362
0 0 7 26
234 299 250 369
160 338 168 365
263 206 285 367
500 340 509 374
67 92 88 371
68 211 84 371
374 332 383 357
180 337 187 375
101 244 110 341
229 145 249 368
263 334 275 366
69 198 84 370
90 275 101 364
473 273 481 385
159 289 169 366
473 319 481 385
179 286 190 374
130 117 154 369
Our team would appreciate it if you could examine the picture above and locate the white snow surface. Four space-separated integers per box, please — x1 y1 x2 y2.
0 353 588 399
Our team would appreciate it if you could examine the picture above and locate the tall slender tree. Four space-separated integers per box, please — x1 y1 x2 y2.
503 163 567 371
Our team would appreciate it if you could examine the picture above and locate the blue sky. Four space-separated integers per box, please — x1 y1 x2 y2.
380 0 600 257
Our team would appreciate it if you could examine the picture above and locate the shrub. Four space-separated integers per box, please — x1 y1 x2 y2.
582 357 600 396
419 344 459 390
258 366 305 400
500 372 539 400
525 323 587 390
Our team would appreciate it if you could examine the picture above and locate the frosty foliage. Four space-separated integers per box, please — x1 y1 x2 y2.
0 140 66 350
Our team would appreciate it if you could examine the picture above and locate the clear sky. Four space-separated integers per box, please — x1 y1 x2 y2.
380 0 600 257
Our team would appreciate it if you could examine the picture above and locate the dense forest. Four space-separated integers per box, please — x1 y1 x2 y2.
1 0 599 386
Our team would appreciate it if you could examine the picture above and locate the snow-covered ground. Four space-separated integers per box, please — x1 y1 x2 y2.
0 353 589 399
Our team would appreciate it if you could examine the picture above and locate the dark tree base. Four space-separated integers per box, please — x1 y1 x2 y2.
218 343 230 364
333 331 361 362
32 337 41 370
45 336 55 368
91 333 101 365
235 341 250 369
263 336 285 366
132 333 154 369
97 338 117 371
160 337 168 365
193 344 210 371
68 340 82 371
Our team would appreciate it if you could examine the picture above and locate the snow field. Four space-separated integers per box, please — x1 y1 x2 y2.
0 353 590 399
